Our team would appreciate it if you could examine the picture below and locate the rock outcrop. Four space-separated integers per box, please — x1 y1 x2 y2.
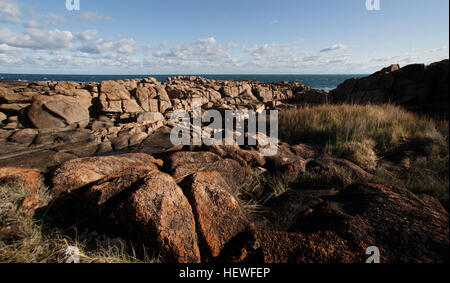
1 148 448 263
332 59 449 118
0 60 449 263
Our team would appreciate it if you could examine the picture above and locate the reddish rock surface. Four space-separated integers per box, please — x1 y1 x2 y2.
290 183 449 263
0 167 45 217
51 153 162 196
115 171 201 263
180 172 249 259
332 59 449 118
82 165 158 207
0 167 44 192
165 151 245 192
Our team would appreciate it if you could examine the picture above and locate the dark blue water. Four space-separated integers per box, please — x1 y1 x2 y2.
0 74 366 90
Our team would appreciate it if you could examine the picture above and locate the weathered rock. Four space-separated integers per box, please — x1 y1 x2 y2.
332 60 449 118
122 99 144 113
82 165 158 207
0 112 6 124
290 183 449 263
33 128 93 145
306 157 372 179
265 143 298 169
254 190 338 231
110 135 129 150
51 153 162 196
0 103 30 116
294 89 330 104
2 121 18 130
7 129 38 145
55 81 80 90
0 87 35 103
164 151 245 191
180 172 249 259
99 81 131 101
253 86 273 102
129 132 148 146
27 96 90 129
0 167 46 218
0 167 44 192
0 129 11 139
91 120 114 130
225 229 363 263
115 171 201 263
100 100 123 113
136 112 164 124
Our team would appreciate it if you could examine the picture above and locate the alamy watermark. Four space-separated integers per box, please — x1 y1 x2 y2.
170 103 279 157
366 246 381 263
66 0 80 11
366 0 381 11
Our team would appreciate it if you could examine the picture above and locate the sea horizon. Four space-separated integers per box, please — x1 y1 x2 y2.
0 73 367 90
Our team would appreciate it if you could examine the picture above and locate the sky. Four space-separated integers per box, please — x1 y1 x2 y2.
0 0 448 74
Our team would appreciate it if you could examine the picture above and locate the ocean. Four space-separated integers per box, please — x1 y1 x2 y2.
0 74 366 90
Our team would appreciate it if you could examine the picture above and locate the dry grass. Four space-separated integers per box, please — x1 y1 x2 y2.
278 104 449 203
0 184 161 263
279 104 446 153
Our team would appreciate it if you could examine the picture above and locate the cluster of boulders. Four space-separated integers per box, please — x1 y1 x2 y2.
332 59 449 118
0 76 330 171
0 60 449 263
0 76 323 132
1 144 448 263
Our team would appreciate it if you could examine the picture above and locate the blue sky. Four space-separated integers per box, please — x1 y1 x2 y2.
0 0 448 74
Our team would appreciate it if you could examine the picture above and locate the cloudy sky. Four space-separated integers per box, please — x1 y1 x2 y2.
0 0 448 74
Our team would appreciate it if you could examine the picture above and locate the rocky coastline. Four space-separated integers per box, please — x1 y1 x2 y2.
0 59 448 263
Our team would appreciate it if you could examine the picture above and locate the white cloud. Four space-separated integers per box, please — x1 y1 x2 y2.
0 43 22 54
0 28 74 50
320 44 347 53
0 0 21 24
78 36 136 54
79 38 114 54
0 27 17 41
302 55 322 62
153 37 232 64
75 30 99 42
78 11 112 21
0 53 21 64
24 13 65 28
244 44 276 57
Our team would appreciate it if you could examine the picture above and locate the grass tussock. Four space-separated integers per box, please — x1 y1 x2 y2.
238 167 297 210
278 104 449 203
0 184 161 263
279 104 447 154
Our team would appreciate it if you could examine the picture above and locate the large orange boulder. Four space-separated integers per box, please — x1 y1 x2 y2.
115 171 201 263
51 153 162 196
164 151 245 192
180 172 249 259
